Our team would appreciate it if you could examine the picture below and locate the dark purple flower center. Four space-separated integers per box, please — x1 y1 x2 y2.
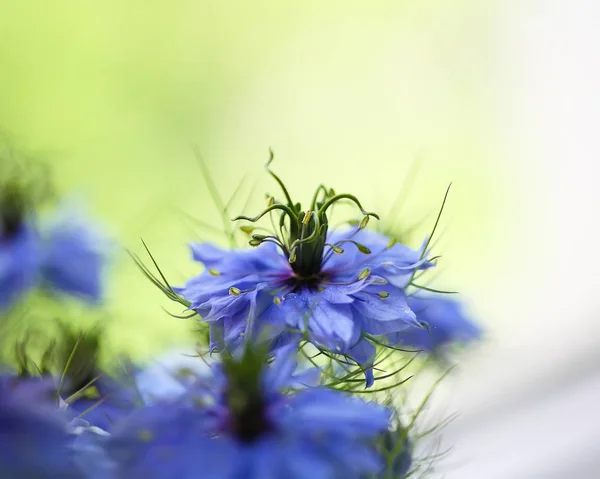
226 393 272 443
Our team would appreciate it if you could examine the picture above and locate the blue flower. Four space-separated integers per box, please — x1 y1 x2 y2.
40 204 109 302
174 160 431 386
0 378 82 478
0 220 41 312
387 295 481 353
107 345 391 479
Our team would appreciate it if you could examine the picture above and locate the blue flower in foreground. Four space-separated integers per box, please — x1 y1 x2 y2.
107 345 391 479
40 204 109 302
175 159 431 386
0 183 41 311
0 379 81 478
388 295 481 353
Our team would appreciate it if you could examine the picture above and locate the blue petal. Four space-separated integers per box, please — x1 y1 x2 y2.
352 287 418 325
285 388 391 435
0 223 40 311
310 299 355 346
324 229 432 288
108 403 239 478
347 337 377 387
40 206 109 302
283 441 335 479
0 388 80 478
390 295 481 352
264 344 299 392
190 241 285 275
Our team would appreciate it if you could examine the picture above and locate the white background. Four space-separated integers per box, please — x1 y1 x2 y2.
436 2 600 477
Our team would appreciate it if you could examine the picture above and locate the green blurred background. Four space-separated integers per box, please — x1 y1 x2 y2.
0 1 511 360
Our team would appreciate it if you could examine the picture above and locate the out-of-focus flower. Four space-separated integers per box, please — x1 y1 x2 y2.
174 159 431 386
107 344 390 479
388 295 481 353
40 203 110 303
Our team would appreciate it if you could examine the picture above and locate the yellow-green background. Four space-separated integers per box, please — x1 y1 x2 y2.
0 1 511 360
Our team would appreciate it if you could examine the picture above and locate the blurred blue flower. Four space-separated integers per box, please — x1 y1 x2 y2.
0 378 82 478
176 227 430 387
0 221 41 312
388 295 481 353
107 345 390 479
40 204 109 302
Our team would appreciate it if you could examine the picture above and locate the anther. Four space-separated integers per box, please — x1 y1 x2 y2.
358 268 371 281
355 243 371 254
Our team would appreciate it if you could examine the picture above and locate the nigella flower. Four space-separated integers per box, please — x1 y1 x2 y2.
0 378 82 478
40 202 110 302
174 157 432 386
388 295 481 353
107 344 391 479
0 183 41 312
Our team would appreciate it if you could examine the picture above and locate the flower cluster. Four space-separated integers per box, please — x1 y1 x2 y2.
0 153 482 478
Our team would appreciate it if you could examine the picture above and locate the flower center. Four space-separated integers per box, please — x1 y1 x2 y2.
227 391 272 443
221 345 276 443
233 151 379 281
